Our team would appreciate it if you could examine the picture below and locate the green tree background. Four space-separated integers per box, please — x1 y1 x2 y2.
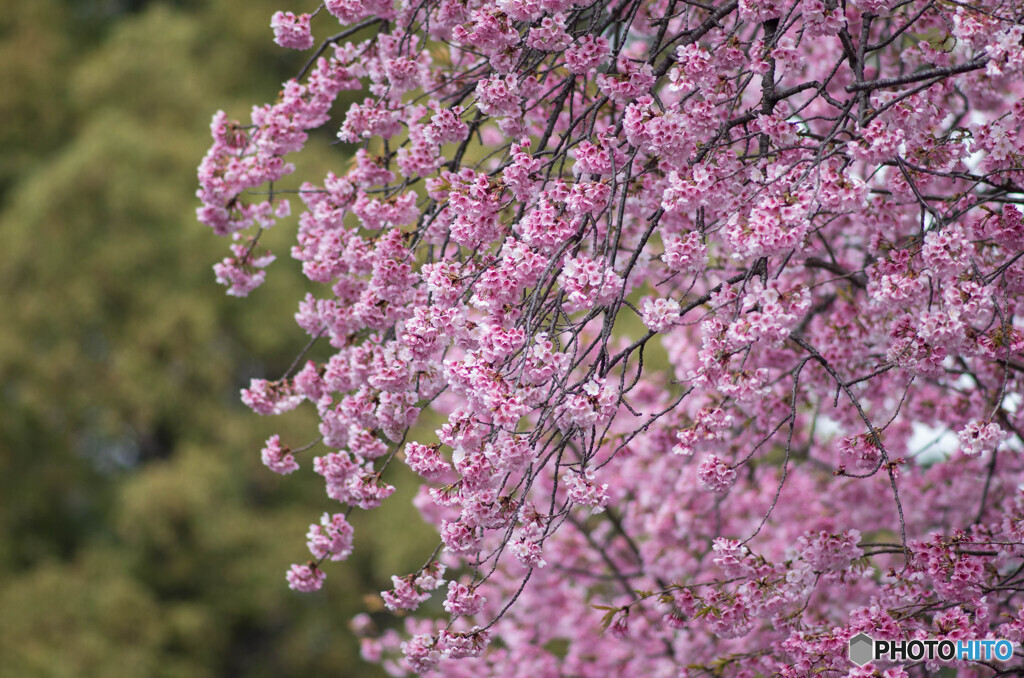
0 1 434 675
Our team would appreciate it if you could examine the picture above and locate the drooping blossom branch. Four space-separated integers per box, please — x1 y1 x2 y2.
199 0 1024 675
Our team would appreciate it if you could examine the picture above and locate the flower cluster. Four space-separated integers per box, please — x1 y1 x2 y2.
200 0 1024 675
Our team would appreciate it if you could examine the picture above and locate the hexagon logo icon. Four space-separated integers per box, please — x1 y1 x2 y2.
849 633 874 667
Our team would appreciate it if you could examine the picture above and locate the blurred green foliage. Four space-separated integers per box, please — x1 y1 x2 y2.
0 1 435 675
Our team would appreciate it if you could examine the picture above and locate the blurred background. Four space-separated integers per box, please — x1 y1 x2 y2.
0 1 435 675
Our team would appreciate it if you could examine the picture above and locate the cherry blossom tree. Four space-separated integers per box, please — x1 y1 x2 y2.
197 0 1024 674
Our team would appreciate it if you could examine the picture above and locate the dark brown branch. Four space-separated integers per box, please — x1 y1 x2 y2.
803 257 867 288
846 57 988 92
653 0 740 77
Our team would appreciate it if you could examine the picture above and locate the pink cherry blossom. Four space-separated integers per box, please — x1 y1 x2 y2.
270 11 314 50
201 1 1024 674
286 562 326 592
307 512 355 561
697 455 737 494
260 434 299 474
